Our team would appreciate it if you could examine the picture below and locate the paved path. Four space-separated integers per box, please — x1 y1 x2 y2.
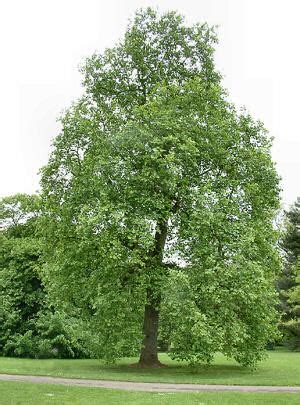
0 374 300 393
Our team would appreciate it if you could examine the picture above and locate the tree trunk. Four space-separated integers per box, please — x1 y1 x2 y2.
138 298 162 367
138 219 168 367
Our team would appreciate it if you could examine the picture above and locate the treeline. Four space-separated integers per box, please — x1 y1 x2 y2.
278 197 300 348
0 193 299 358
0 194 93 358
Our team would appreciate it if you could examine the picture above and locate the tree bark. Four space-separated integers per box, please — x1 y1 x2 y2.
138 219 168 367
138 294 162 367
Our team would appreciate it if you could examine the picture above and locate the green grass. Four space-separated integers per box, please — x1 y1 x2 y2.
0 349 300 386
0 381 299 405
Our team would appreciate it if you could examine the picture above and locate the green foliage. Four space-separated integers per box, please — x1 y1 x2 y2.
284 198 300 261
0 193 40 232
0 194 44 352
40 8 281 367
0 194 90 358
278 198 300 348
3 311 91 359
161 262 279 367
282 259 300 349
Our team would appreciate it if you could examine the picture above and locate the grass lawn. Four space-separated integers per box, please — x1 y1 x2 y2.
0 349 300 386
0 381 299 405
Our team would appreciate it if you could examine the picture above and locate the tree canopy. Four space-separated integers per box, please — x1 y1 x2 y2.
40 8 281 367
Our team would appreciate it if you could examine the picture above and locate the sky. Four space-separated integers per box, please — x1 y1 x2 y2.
0 0 299 207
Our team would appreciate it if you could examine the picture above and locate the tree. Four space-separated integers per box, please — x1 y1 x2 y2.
283 259 300 349
279 197 300 347
278 198 300 315
283 198 300 263
0 194 43 349
41 8 281 367
0 194 91 358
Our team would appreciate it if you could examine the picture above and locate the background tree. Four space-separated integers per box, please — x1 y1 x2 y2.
283 259 300 349
0 194 90 358
41 8 281 367
278 197 300 348
0 194 44 354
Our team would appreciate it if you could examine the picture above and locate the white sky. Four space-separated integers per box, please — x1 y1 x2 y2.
0 0 299 207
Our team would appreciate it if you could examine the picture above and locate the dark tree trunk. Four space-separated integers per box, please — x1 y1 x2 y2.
138 219 168 367
138 296 162 367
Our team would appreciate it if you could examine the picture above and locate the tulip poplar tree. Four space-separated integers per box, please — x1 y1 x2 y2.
41 8 281 367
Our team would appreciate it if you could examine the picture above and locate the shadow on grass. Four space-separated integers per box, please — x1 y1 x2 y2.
93 361 250 380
